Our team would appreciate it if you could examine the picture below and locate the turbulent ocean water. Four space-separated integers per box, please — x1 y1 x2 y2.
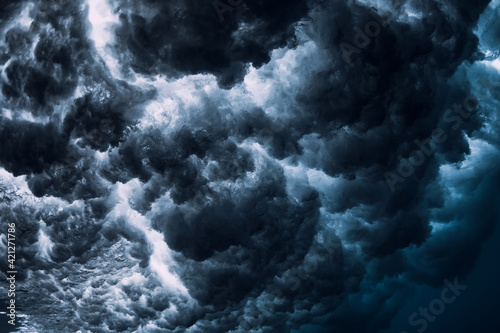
0 0 499 332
